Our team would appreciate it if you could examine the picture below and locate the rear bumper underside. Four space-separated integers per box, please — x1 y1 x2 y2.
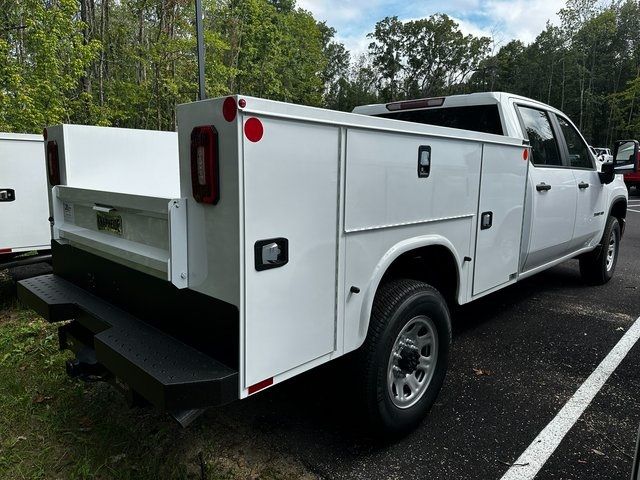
17 274 238 412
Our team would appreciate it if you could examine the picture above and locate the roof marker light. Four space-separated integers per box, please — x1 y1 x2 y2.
222 97 237 122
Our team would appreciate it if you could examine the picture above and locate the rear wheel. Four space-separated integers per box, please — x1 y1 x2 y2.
579 216 620 285
356 279 451 435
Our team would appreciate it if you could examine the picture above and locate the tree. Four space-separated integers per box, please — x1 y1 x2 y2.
402 14 490 98
367 16 404 101
0 0 98 132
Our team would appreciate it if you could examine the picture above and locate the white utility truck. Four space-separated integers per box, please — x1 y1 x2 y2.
18 92 637 433
0 133 51 267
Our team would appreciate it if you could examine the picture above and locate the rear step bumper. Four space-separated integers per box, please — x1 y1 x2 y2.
17 274 239 415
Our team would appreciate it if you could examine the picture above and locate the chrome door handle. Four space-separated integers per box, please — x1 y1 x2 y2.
578 182 590 189
536 183 551 192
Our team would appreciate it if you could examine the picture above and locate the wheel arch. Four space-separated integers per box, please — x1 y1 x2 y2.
609 195 627 236
355 235 462 351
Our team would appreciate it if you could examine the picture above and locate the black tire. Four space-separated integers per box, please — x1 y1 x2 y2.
356 279 451 435
579 216 620 285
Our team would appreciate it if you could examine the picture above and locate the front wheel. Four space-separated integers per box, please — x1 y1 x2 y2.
356 279 451 435
579 216 620 285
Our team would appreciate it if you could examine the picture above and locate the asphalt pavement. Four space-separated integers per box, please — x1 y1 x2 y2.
207 190 640 480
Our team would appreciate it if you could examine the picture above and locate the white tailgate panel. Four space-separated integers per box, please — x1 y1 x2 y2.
61 125 180 197
52 186 187 287
473 144 528 295
243 117 339 387
0 136 50 250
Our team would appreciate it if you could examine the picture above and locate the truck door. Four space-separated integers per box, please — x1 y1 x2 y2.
554 114 606 249
517 106 578 272
473 143 528 295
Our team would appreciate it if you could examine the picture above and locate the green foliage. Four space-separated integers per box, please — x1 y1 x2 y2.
1 0 327 132
0 0 98 132
366 14 490 102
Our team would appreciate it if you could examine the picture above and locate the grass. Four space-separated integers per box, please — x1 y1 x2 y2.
0 271 315 480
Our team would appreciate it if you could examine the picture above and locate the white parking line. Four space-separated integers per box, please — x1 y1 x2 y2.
628 209 640 213
500 316 640 480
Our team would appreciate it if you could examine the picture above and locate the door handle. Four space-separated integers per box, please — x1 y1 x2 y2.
536 183 551 192
0 189 15 202
578 181 590 189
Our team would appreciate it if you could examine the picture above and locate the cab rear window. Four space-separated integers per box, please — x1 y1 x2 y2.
376 104 503 135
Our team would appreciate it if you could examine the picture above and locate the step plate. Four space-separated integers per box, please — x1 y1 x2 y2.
18 274 238 410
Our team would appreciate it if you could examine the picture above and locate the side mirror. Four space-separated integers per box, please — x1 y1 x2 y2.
613 139 639 174
599 162 615 184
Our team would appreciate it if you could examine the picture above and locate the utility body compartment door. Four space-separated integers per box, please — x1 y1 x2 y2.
242 117 339 388
472 144 528 295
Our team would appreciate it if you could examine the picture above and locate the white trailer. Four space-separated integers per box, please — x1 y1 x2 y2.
0 133 50 264
18 93 637 432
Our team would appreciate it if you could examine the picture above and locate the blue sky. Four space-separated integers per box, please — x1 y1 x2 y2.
298 0 567 56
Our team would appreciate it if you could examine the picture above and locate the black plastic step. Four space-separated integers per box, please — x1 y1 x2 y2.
18 274 238 410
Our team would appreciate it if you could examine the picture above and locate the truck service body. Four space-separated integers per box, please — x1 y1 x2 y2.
18 92 635 431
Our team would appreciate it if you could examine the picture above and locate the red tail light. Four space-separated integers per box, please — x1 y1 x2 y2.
46 140 61 186
190 126 220 204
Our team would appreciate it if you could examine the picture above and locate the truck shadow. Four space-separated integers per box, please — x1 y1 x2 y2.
451 261 586 336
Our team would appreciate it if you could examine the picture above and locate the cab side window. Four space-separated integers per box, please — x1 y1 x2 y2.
556 116 594 169
517 106 562 167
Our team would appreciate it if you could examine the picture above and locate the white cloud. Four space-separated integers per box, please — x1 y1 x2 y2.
480 0 565 44
299 0 567 56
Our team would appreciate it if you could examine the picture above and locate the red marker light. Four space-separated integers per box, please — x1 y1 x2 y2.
222 96 237 122
523 149 529 161
244 117 264 142
248 377 273 394
238 98 247 108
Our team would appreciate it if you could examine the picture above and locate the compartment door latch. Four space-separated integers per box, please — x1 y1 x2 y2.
255 238 289 271
0 189 15 202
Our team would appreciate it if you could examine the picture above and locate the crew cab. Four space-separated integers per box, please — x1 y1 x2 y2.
18 92 637 434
